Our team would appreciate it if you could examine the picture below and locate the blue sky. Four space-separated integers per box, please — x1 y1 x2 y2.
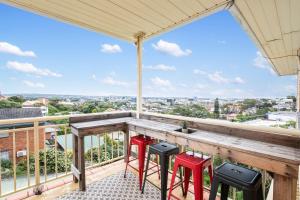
0 3 296 98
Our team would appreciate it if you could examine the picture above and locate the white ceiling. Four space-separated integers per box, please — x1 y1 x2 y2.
2 0 300 76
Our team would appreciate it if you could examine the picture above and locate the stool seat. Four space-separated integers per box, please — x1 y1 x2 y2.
215 163 261 189
209 162 263 200
175 152 211 167
130 135 154 145
150 142 179 156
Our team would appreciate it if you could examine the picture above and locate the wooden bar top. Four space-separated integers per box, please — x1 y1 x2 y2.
71 117 300 165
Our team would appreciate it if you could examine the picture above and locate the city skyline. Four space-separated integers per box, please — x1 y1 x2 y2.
0 3 297 98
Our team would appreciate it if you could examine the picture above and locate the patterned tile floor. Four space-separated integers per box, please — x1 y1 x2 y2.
56 171 161 200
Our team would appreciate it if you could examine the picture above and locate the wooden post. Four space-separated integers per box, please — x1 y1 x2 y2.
72 134 78 183
78 136 85 191
273 174 297 200
135 32 145 119
297 69 300 129
123 126 129 163
33 121 40 186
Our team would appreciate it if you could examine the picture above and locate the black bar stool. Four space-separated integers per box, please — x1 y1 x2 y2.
142 142 179 200
209 162 263 200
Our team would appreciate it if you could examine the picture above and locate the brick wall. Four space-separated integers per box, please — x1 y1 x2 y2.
0 129 51 161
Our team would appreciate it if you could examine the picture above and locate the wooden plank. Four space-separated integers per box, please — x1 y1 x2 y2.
273 174 297 200
69 111 132 123
139 112 300 148
78 136 85 191
71 164 81 180
72 134 78 183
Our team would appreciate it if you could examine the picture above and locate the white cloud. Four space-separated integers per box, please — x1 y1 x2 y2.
101 76 129 87
152 40 192 57
193 69 207 75
101 44 122 53
253 51 275 75
150 77 173 88
91 74 97 80
0 42 36 57
6 61 62 77
217 40 227 45
285 85 295 93
233 77 245 84
23 80 45 88
195 84 206 89
208 71 229 83
144 64 176 71
207 71 245 84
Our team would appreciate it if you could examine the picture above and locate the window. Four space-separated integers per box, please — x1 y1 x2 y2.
0 151 9 160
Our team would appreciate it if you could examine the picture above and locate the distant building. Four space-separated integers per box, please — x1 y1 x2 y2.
166 98 175 106
267 112 296 122
0 91 6 100
0 108 50 161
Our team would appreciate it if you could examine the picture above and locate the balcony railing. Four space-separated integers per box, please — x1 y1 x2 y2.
0 111 299 200
0 114 125 198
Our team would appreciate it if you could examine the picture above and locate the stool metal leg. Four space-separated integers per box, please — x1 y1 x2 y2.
124 140 132 178
243 190 255 200
183 167 191 197
193 168 203 200
209 177 219 200
221 184 229 200
138 143 146 190
167 160 179 200
141 151 151 194
160 155 169 200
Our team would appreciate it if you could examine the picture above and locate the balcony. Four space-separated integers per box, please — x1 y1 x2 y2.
0 111 299 200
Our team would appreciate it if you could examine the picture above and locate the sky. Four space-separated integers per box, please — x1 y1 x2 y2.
0 3 297 98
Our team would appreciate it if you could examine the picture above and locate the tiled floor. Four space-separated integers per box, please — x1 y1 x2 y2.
7 159 215 200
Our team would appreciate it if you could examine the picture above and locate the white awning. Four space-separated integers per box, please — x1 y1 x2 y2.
2 0 300 76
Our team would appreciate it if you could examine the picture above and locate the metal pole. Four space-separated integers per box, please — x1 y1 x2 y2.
136 32 144 119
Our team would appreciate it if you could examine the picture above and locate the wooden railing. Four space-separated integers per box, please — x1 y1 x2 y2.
0 113 125 198
0 111 299 199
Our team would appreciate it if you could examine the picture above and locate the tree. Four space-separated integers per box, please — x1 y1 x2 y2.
214 98 220 119
167 104 211 118
0 100 22 109
7 96 25 104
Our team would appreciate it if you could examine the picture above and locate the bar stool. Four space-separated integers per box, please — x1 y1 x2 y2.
209 162 263 200
168 152 213 200
142 142 179 200
124 135 160 190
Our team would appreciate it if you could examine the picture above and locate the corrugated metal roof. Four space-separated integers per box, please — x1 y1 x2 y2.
2 0 299 75
230 0 300 76
0 108 42 120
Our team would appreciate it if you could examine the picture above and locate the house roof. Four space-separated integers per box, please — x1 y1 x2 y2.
0 108 42 120
2 0 300 76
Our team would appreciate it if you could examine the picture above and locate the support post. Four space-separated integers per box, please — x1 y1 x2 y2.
297 69 300 129
135 32 145 119
33 121 40 186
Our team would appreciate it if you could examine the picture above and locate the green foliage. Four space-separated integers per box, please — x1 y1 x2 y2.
85 135 123 163
278 120 296 129
241 99 257 110
234 114 258 122
167 104 211 118
181 121 188 129
213 98 220 118
0 100 22 109
7 96 25 103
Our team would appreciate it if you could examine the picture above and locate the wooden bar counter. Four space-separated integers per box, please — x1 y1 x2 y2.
70 112 300 200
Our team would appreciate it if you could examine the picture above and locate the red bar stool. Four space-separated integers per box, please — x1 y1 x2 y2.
168 152 213 200
124 134 160 190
